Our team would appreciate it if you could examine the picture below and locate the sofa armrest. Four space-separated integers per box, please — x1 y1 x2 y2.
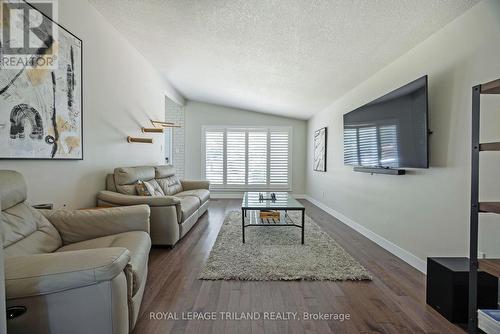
41 205 150 245
180 180 210 191
97 190 180 207
5 248 130 299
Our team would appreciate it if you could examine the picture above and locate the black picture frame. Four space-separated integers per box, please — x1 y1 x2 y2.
0 0 83 160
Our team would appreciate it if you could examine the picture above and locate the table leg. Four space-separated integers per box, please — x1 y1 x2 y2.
242 209 245 243
301 209 305 244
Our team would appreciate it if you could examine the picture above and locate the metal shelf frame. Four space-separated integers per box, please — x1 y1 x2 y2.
468 79 500 334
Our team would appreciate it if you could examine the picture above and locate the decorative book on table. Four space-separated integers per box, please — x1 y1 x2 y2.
259 210 280 219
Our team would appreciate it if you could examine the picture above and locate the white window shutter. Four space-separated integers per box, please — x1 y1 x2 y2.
226 131 246 185
205 130 224 184
269 130 289 186
248 131 268 185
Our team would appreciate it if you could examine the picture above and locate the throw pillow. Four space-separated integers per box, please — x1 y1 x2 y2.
135 180 151 196
143 179 165 196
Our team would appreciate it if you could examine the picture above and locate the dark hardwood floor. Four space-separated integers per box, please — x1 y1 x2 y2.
132 199 464 334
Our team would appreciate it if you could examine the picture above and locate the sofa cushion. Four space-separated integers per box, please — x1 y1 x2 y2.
2 203 62 257
5 247 130 299
105 174 118 192
154 165 176 178
0 170 27 210
176 189 210 204
178 196 199 223
156 175 183 195
56 231 150 297
114 167 155 195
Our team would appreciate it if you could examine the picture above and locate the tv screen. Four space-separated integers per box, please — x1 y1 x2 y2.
343 75 429 169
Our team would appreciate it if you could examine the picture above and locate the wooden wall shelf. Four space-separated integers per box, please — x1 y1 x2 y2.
127 136 153 144
479 142 500 151
480 78 500 94
142 127 164 133
127 119 180 143
150 120 181 128
479 259 500 277
479 202 500 214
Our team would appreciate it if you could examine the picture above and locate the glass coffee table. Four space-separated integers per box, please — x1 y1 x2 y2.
241 192 305 244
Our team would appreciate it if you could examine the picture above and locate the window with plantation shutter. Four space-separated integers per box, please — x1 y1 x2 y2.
203 127 291 190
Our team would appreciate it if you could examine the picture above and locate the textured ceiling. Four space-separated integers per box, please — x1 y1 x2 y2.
89 0 478 119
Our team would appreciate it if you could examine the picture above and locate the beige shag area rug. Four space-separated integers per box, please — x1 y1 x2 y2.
199 211 372 281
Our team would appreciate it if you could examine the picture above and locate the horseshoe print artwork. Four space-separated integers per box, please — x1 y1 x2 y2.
0 1 82 160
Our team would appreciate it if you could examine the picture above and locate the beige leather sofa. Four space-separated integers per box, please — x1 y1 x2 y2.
0 170 151 334
97 165 210 246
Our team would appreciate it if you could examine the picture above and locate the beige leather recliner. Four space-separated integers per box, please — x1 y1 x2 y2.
97 165 210 246
0 170 151 334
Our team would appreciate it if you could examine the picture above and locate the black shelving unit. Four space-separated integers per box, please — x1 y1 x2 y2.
469 78 500 334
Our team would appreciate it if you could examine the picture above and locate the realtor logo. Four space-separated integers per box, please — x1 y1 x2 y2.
0 0 58 69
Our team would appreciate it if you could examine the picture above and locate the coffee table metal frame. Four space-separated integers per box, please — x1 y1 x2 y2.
241 198 305 244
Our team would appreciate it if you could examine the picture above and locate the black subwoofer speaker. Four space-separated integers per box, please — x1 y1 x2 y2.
426 257 498 324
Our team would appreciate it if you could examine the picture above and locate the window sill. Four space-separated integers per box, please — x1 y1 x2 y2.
210 187 292 192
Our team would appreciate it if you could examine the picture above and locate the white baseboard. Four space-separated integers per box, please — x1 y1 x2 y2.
211 193 243 199
303 195 427 274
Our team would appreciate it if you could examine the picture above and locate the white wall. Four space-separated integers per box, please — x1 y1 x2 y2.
306 0 500 267
0 0 181 209
185 101 307 195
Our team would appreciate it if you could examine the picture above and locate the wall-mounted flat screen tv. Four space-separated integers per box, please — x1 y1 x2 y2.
343 75 429 169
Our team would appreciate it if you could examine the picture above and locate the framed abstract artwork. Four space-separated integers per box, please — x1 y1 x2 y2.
0 0 83 159
313 127 327 172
